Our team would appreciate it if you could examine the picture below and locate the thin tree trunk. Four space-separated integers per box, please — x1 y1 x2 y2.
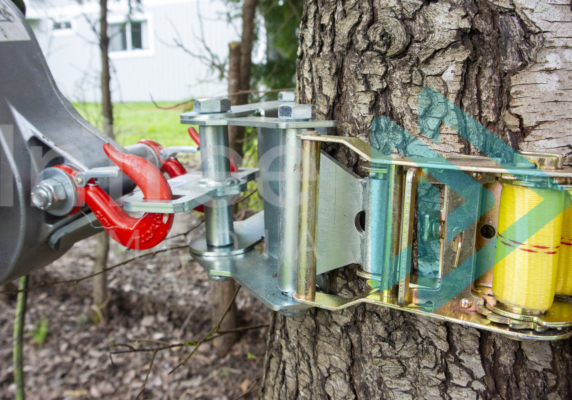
13 275 27 400
92 0 113 324
239 0 257 106
261 0 572 398
228 41 243 161
227 0 258 164
92 232 109 324
209 42 243 357
211 278 238 356
100 0 114 140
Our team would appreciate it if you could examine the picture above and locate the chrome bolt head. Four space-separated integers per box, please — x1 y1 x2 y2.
278 104 312 120
194 98 231 114
460 298 473 309
75 176 84 185
31 179 67 211
31 187 51 209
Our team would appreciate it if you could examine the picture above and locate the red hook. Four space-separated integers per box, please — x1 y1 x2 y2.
137 137 206 212
55 144 174 250
137 139 186 178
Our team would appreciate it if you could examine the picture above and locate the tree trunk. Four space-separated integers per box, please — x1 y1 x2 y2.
228 41 244 161
211 278 239 356
92 232 109 324
261 0 572 399
92 0 113 324
239 0 258 108
224 0 258 165
100 0 114 140
208 42 242 357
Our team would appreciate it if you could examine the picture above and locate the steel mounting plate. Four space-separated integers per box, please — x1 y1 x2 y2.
191 212 309 313
123 168 259 213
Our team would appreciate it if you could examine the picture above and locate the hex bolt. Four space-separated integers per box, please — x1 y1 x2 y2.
278 104 313 120
460 298 473 309
278 91 295 102
31 187 51 209
194 97 231 114
31 179 67 211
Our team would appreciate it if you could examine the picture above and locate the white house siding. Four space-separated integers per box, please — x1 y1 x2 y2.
26 0 241 102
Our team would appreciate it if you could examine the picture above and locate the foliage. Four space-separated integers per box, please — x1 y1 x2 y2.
253 0 303 101
32 316 49 346
222 0 302 101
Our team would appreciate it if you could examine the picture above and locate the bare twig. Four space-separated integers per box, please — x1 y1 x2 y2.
234 189 258 207
233 376 262 400
111 323 268 355
169 285 241 374
13 275 28 400
134 350 158 400
216 324 269 336
1 245 189 295
150 87 296 110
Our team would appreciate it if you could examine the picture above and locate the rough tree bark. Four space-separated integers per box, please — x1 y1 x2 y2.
261 0 572 399
91 0 113 324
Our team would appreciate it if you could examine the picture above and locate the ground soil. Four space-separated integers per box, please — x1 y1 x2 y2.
0 210 269 399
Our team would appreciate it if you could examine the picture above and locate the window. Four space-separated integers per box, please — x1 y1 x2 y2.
109 20 148 53
50 20 74 37
53 21 72 30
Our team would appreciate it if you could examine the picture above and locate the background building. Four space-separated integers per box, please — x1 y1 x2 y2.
25 0 259 102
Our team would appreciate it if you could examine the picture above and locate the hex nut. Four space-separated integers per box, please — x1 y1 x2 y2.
278 104 313 120
31 179 67 210
278 91 295 102
194 98 231 114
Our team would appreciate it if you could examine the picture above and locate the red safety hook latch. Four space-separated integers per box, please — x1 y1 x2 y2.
55 144 174 250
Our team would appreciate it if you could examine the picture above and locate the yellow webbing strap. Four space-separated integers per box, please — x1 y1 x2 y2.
492 183 564 312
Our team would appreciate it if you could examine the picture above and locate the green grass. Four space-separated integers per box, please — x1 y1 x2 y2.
72 102 197 148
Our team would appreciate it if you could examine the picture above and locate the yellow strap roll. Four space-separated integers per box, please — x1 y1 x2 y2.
556 190 572 295
492 183 564 313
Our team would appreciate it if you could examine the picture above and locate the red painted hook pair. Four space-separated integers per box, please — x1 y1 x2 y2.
56 126 237 250
56 144 174 250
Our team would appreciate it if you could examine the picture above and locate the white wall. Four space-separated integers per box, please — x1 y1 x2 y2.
26 0 243 103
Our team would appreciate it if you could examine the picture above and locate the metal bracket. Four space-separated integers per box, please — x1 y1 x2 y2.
123 168 259 213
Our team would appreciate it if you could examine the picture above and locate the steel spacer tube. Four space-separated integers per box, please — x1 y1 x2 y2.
296 131 321 301
199 125 235 247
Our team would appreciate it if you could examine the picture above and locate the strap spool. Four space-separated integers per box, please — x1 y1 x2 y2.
556 189 572 296
492 181 565 314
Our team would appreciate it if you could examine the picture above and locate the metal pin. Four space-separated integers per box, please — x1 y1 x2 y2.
295 131 321 301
